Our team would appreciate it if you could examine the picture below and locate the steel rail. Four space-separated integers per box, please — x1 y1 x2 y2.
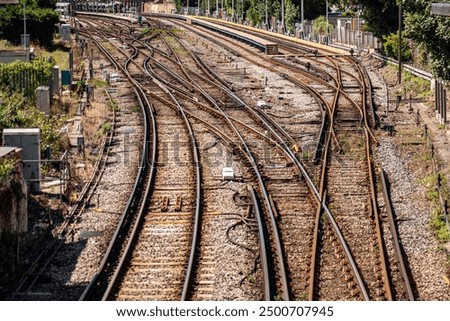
143 64 203 302
163 22 371 300
355 57 393 301
98 31 198 301
103 27 202 301
78 23 157 301
8 45 117 300
379 168 415 301
145 27 284 300
81 15 371 301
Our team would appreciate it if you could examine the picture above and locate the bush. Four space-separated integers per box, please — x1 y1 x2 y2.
0 158 16 181
382 32 412 62
0 91 65 156
0 0 59 48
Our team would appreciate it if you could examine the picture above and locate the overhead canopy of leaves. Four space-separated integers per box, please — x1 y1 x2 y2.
328 0 399 38
401 0 450 80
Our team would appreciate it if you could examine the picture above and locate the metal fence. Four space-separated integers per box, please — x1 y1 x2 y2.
299 22 380 50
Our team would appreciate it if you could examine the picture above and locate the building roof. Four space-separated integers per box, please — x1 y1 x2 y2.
0 0 19 4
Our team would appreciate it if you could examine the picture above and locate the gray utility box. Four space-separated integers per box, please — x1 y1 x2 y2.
3 128 41 193
36 86 50 114
60 24 71 42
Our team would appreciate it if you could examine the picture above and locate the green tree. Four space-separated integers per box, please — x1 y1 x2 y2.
402 0 450 80
0 0 59 47
313 15 333 35
382 32 412 61
328 0 399 38
174 0 183 13
246 1 261 26
285 0 299 34
36 0 56 9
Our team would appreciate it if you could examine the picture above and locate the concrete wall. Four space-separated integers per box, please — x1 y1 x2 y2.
143 2 176 14
0 147 28 236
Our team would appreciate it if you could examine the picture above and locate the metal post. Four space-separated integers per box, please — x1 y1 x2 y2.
232 0 234 21
265 0 268 27
438 80 442 119
356 5 361 55
386 86 390 114
326 0 329 44
22 2 27 49
443 87 447 123
300 0 304 38
281 0 285 34
409 93 413 112
398 5 402 84
435 79 439 112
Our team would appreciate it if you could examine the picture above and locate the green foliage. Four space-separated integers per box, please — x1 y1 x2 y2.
299 0 327 20
329 0 399 38
36 0 57 9
382 32 412 62
0 158 16 181
0 59 53 100
0 0 59 48
430 208 450 243
91 79 108 88
420 171 450 243
174 0 182 13
246 0 261 26
402 0 450 80
342 9 355 17
108 100 120 112
401 70 432 98
285 0 299 34
421 173 442 202
313 16 333 35
99 122 112 135
0 91 64 156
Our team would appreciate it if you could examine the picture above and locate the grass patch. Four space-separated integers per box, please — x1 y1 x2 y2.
91 79 108 88
0 40 20 50
108 100 120 112
99 122 112 135
430 208 450 243
131 105 141 113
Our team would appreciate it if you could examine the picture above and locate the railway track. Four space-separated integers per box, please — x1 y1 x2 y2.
7 78 118 300
70 13 417 301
